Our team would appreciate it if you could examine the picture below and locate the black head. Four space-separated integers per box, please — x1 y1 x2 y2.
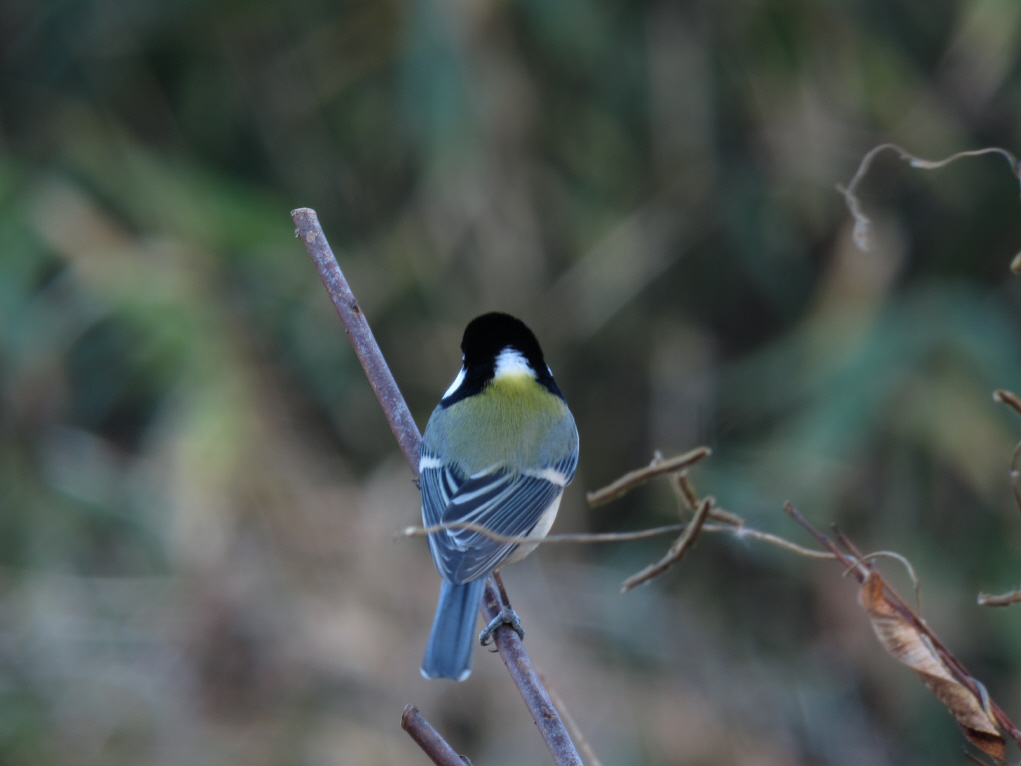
461 313 545 368
440 313 563 406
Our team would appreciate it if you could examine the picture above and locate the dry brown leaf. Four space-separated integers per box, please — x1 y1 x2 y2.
859 573 1006 764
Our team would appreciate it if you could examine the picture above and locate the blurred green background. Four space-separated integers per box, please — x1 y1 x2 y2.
3 0 1021 764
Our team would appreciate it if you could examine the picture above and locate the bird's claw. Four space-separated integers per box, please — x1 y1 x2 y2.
479 607 524 648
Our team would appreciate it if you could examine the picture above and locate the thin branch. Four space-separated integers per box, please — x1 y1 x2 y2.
837 143 1021 253
400 520 690 544
541 675 604 766
676 472 700 512
993 389 1021 418
709 523 836 559
292 208 422 478
993 390 1021 517
983 389 1021 608
481 578 583 766
399 519 836 560
586 447 711 507
292 207 581 766
1008 442 1021 517
977 590 1021 607
621 498 713 593
402 705 472 766
675 472 744 526
783 502 856 567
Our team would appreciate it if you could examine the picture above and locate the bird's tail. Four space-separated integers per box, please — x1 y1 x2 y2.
421 579 486 681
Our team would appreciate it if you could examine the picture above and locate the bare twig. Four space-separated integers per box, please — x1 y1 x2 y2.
675 472 744 526
541 675 604 766
993 389 1021 418
399 519 836 560
586 447 711 507
981 389 1021 608
707 523 836 559
400 520 690 544
838 143 1021 253
783 503 853 566
977 590 1021 607
1007 442 1021 517
993 390 1021 517
676 472 700 511
621 498 713 592
402 705 472 766
292 207 581 766
292 208 422 478
481 579 583 766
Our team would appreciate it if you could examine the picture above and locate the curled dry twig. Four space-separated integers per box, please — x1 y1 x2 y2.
838 143 1021 258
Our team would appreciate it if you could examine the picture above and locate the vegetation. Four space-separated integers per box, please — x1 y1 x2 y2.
2 0 1021 763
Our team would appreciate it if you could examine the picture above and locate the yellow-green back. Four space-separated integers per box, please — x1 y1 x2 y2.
422 375 577 476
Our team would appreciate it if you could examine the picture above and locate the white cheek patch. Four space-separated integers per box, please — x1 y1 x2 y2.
443 367 466 398
494 348 536 379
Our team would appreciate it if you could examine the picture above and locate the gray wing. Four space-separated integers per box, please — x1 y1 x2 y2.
420 451 577 584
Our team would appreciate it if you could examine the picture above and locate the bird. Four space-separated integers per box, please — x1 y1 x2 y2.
419 312 579 681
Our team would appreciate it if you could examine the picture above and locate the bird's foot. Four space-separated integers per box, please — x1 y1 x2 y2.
479 607 524 648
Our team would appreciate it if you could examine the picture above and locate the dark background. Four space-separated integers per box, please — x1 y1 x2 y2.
3 0 1021 764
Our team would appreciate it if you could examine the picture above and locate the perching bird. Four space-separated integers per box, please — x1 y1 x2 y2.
419 313 579 680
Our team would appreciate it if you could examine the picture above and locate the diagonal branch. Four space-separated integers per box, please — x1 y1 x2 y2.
292 207 583 766
292 207 422 476
401 705 473 766
482 576 583 766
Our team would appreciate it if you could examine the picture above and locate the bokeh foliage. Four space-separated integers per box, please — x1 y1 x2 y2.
2 0 1021 764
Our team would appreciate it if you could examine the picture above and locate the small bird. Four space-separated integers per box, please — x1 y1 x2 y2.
419 313 579 680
